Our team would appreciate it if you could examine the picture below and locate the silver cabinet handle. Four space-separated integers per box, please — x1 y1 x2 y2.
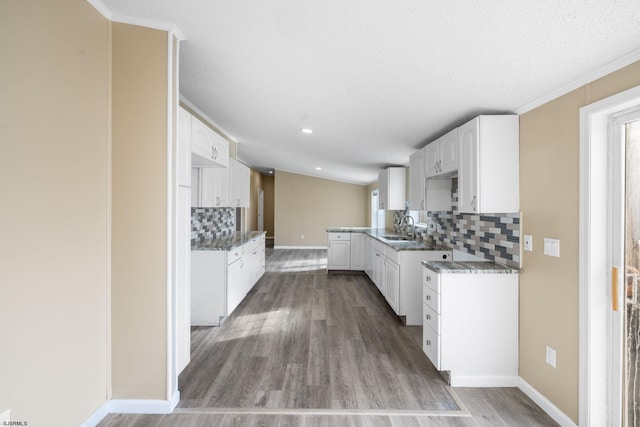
426 340 431 346
425 276 431 281
426 314 431 320
426 295 431 300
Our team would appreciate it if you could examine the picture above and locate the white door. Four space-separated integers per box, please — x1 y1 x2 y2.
611 111 640 427
579 86 640 427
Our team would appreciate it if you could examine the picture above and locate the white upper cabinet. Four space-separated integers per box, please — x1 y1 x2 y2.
177 107 192 187
229 158 250 208
378 167 406 210
409 149 425 211
457 115 519 214
410 148 452 212
200 167 229 207
425 128 458 177
190 113 229 168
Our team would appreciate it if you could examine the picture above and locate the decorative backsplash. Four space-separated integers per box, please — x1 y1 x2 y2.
191 207 235 243
394 181 520 268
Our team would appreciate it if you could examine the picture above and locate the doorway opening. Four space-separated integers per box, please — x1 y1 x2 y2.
579 85 640 427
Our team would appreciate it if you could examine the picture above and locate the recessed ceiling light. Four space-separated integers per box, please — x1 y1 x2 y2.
315 167 322 171
301 128 313 134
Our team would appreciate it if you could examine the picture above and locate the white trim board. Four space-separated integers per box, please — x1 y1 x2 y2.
516 47 640 115
85 0 187 40
80 393 180 427
518 378 577 427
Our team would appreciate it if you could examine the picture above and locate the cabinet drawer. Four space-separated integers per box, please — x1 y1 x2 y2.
423 303 440 334
373 239 386 254
385 246 399 264
423 267 440 293
423 284 440 314
328 232 351 241
227 245 245 265
423 321 440 369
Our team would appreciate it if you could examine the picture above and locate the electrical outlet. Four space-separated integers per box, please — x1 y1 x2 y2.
524 235 533 251
546 346 556 368
300 234 304 240
0 409 10 423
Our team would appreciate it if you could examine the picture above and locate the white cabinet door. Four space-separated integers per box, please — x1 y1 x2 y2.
457 115 519 214
178 107 192 187
191 115 229 168
457 118 478 213
409 149 425 211
378 169 388 210
373 249 385 293
176 186 191 373
201 167 229 207
424 142 439 178
229 158 250 208
227 258 244 316
439 128 458 175
328 240 350 270
350 233 365 271
364 235 374 279
378 167 406 210
384 259 400 314
425 129 458 178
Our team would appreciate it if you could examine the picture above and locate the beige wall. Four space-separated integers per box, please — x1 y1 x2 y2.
263 175 275 238
111 23 169 399
274 171 367 246
520 60 640 422
0 1 110 425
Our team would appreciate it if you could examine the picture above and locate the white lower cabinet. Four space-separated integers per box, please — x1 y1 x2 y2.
422 265 519 386
383 257 399 313
350 233 365 271
191 234 266 326
327 232 351 270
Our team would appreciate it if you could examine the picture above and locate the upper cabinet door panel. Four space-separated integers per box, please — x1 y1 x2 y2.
439 128 458 175
424 142 439 178
191 115 229 168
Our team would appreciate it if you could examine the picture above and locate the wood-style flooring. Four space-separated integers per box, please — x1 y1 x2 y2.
98 248 559 427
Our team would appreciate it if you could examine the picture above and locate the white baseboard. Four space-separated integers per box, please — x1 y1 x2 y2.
80 390 180 426
450 375 518 387
274 246 327 250
517 377 577 427
79 401 111 427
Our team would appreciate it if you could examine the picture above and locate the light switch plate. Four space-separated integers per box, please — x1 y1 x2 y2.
524 235 533 251
544 238 560 257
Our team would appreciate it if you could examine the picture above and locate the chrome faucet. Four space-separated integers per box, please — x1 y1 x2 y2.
399 214 415 238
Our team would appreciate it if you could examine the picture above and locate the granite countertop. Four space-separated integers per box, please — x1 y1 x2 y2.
326 227 450 252
421 260 520 274
192 231 266 251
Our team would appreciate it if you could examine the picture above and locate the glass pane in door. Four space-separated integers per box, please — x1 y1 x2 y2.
625 118 640 426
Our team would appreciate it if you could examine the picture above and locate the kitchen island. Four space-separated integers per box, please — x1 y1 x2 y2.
191 231 266 326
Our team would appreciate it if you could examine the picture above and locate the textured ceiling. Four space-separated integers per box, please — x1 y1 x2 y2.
100 0 640 184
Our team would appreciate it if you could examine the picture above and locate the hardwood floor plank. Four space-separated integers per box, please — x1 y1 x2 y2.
100 249 559 427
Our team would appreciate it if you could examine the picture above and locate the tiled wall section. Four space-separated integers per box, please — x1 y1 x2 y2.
191 207 235 243
395 185 520 268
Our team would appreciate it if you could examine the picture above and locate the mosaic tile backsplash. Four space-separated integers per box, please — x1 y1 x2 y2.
394 182 520 268
191 207 235 243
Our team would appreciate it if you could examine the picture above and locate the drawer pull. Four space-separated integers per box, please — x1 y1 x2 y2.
426 340 431 346
425 276 431 281
426 314 431 320
425 295 431 301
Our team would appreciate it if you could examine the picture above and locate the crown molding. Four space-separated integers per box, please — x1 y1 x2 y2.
85 0 187 40
516 47 640 115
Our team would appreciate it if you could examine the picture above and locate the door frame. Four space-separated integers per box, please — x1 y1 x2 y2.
579 85 640 426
